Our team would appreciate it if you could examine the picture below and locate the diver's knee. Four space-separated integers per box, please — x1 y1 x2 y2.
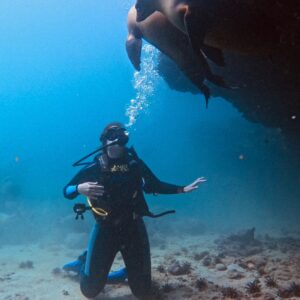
130 279 152 299
80 275 105 299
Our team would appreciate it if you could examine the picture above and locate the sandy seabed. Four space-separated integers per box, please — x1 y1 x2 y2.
1 230 300 300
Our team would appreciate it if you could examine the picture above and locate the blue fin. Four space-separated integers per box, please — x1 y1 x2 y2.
107 267 127 283
63 251 127 283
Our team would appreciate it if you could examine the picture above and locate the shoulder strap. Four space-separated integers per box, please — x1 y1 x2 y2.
96 153 110 172
128 146 140 161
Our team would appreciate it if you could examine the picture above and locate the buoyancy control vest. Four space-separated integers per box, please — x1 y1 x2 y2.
89 147 175 222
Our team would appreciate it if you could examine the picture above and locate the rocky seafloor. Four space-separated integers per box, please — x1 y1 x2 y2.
1 226 300 300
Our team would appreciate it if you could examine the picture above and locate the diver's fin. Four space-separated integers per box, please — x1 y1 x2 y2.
201 45 225 67
126 34 142 71
107 268 127 283
62 259 83 274
62 250 87 274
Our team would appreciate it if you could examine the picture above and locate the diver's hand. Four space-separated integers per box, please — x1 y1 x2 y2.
77 182 105 200
183 177 207 193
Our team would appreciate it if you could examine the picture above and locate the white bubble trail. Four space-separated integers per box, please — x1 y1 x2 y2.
125 44 159 127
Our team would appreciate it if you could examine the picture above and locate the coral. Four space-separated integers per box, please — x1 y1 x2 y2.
202 256 212 267
277 287 294 298
168 260 191 275
150 281 165 300
257 267 266 276
195 278 208 291
62 290 70 296
19 261 34 269
278 282 300 298
161 283 174 293
263 293 276 300
245 279 261 294
157 265 166 273
290 282 300 297
264 276 278 288
221 287 239 298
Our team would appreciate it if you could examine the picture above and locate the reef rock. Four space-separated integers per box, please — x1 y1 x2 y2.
227 265 245 279
167 260 192 275
216 263 227 271
215 228 263 257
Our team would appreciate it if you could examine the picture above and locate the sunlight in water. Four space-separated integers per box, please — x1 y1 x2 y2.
125 44 159 127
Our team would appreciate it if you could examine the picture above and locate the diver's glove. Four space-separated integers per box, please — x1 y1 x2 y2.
183 177 207 193
77 182 105 201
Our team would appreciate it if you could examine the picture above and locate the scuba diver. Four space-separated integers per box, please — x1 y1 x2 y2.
63 122 206 299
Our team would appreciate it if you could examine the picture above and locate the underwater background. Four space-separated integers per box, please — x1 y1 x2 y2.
1 0 300 248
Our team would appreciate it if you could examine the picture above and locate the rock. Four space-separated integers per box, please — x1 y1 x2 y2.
247 256 268 268
19 261 34 269
215 229 263 257
227 269 245 280
228 228 256 244
247 262 256 270
242 246 263 256
193 251 209 261
202 256 212 267
227 263 246 273
216 263 227 271
227 264 246 279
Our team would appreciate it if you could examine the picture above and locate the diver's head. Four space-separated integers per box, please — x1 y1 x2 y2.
135 0 156 22
100 122 129 159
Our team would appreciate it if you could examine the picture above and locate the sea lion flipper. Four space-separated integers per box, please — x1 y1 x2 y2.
200 84 210 108
201 44 225 67
184 8 206 56
126 34 142 71
206 71 229 89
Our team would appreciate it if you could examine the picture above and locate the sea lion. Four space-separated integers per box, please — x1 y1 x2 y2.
126 6 228 106
135 0 216 61
134 0 300 57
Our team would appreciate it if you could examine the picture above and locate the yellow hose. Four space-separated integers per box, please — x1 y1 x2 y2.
86 197 108 217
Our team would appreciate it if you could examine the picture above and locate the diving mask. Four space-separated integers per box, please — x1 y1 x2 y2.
105 127 129 146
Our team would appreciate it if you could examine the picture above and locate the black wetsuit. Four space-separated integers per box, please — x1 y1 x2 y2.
63 149 183 299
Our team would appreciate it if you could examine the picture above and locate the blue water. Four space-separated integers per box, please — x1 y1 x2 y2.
0 0 300 246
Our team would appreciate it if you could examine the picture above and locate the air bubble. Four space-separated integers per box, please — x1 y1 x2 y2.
125 45 159 127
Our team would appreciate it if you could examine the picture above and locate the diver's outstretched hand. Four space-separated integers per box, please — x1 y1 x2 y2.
183 177 207 193
77 182 105 200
